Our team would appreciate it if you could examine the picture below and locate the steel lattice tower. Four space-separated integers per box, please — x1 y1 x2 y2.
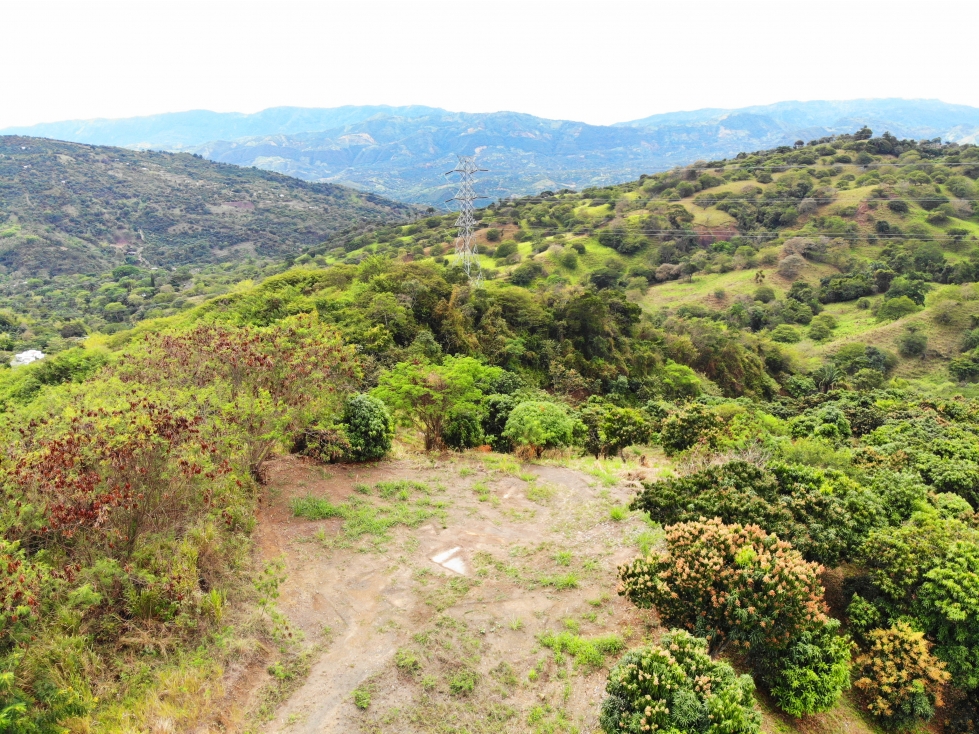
445 156 487 285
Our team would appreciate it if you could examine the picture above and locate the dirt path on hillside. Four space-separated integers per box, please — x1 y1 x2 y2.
245 454 654 734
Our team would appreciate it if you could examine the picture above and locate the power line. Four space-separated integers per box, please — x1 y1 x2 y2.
488 196 979 204
466 226 976 241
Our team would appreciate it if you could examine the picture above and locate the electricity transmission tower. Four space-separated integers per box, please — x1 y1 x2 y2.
445 156 487 285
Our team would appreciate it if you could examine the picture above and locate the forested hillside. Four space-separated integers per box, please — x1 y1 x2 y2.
5 128 979 732
0 136 412 277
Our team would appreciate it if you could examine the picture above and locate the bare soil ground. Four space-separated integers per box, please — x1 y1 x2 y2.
236 452 880 734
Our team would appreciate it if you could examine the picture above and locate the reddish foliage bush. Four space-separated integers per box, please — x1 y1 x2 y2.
8 400 227 556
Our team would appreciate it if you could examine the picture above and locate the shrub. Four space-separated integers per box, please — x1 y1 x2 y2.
599 629 761 734
851 368 884 391
485 228 501 242
658 404 723 456
762 619 851 717
298 425 352 463
629 460 881 566
559 249 578 270
917 541 979 690
854 622 950 729
754 285 775 303
897 329 927 358
778 254 807 280
878 296 921 321
618 519 829 656
510 261 545 285
444 408 485 450
482 393 519 451
809 321 831 341
494 241 517 259
950 355 979 383
920 194 950 211
502 401 575 458
770 324 801 343
342 394 393 461
888 199 910 214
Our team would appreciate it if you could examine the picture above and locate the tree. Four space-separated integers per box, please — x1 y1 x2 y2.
762 619 851 717
854 622 950 730
342 394 393 461
917 541 979 691
600 406 652 457
502 401 575 458
778 254 807 280
373 356 502 451
10 403 229 559
852 368 884 391
658 404 723 456
897 328 927 358
116 315 358 481
599 629 761 734
813 364 842 393
651 361 702 400
578 401 653 458
618 519 829 656
878 297 921 322
630 460 881 566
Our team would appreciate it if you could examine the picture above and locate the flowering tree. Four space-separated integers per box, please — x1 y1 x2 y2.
619 518 828 655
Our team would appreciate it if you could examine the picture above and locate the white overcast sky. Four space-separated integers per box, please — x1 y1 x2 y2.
2 0 977 129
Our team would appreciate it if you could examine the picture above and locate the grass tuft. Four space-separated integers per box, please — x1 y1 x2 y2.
538 630 624 670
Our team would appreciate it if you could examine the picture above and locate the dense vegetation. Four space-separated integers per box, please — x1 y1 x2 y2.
0 136 411 275
5 128 979 730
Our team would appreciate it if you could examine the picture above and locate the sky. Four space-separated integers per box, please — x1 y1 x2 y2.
2 0 978 129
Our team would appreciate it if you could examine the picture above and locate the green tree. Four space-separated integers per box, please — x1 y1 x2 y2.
342 394 394 461
373 357 502 450
762 619 851 717
917 541 979 691
599 630 761 734
659 404 723 456
502 401 575 458
600 406 653 457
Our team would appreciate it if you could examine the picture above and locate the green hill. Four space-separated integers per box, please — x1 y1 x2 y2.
5 129 979 732
0 135 412 278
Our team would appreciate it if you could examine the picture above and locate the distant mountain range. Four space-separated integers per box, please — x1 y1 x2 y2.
5 99 979 205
